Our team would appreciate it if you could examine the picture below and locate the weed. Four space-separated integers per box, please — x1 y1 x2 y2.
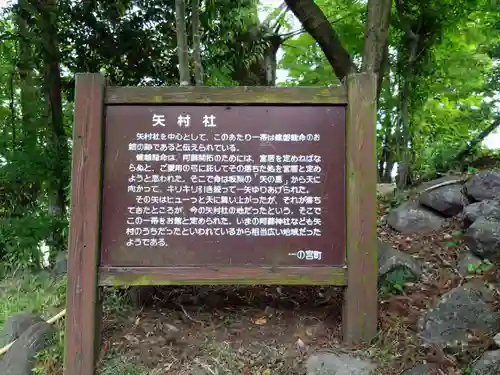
379 267 415 298
467 259 494 275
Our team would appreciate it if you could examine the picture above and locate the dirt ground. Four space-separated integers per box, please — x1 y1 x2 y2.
96 199 494 375
100 286 347 375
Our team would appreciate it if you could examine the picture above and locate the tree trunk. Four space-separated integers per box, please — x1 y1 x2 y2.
361 0 392 90
376 39 390 104
284 0 356 82
37 0 69 262
396 38 417 188
17 0 38 149
231 1 282 87
232 43 281 86
379 112 395 182
192 0 203 85
175 0 190 86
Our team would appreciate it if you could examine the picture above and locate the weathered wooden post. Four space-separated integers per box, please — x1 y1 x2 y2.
65 73 105 375
343 72 378 344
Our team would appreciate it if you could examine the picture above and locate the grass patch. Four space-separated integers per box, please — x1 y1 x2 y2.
0 270 67 327
0 270 140 375
100 354 148 375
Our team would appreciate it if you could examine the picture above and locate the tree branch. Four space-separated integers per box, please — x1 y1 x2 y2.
457 116 500 162
279 11 355 42
263 1 287 26
395 0 418 41
284 0 356 81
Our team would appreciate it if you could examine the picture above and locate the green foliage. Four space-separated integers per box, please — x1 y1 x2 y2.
0 0 264 268
0 271 66 328
467 259 494 275
0 215 54 269
281 0 499 184
379 267 415 298
0 0 497 269
409 11 498 178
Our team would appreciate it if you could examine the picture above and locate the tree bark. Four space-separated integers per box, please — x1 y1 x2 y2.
396 38 417 188
284 0 356 82
192 0 203 85
17 0 37 149
361 0 392 73
361 0 392 99
36 0 69 261
175 0 190 86
376 38 390 103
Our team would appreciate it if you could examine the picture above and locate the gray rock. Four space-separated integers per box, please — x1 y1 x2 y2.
53 251 67 275
418 280 500 351
416 174 463 193
0 313 44 347
378 240 422 282
457 253 483 276
465 172 500 201
0 321 56 375
306 352 376 375
463 216 500 262
470 349 500 375
419 183 468 217
400 363 440 375
463 200 500 224
494 332 500 347
386 202 445 234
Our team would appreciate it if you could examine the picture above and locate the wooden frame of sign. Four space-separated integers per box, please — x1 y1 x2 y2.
63 73 378 375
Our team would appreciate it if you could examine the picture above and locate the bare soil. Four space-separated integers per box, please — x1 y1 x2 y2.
100 286 346 375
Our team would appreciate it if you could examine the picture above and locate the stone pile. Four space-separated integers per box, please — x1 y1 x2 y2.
387 171 500 374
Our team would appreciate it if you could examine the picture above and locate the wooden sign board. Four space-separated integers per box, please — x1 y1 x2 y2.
63 73 378 375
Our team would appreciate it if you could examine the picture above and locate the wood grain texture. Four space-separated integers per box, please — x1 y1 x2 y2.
63 73 105 375
105 85 348 104
99 266 347 286
342 73 378 344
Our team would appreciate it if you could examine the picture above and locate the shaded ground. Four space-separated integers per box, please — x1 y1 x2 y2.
99 286 345 375
92 197 498 375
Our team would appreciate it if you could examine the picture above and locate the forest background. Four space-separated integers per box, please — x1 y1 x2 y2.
0 0 497 275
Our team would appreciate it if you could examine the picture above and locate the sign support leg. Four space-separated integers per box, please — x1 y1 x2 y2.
64 73 106 375
342 72 378 344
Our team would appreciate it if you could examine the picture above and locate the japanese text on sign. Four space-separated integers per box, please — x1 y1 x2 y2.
100 105 346 266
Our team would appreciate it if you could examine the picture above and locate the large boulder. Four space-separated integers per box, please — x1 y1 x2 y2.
0 313 44 347
418 280 500 352
306 352 377 375
465 172 500 201
463 216 500 262
463 199 500 225
378 240 422 284
419 183 468 217
470 349 500 375
0 321 56 375
386 202 445 234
